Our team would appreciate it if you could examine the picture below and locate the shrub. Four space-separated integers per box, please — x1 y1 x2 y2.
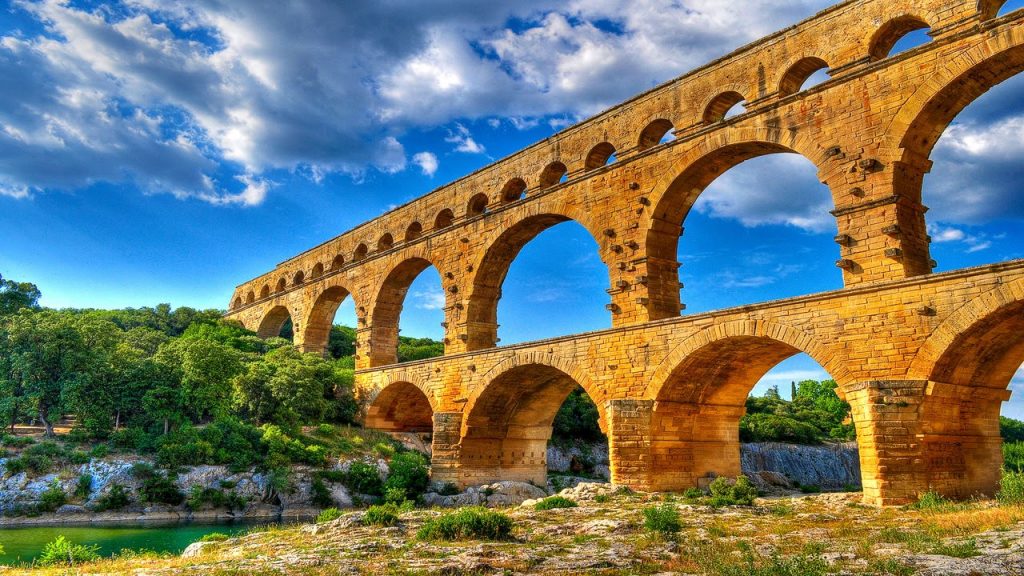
682 487 703 500
362 503 400 527
534 496 578 511
311 477 334 508
343 461 383 496
36 536 100 566
3 456 26 476
739 413 822 444
188 486 225 510
909 491 952 511
89 444 109 459
436 482 460 496
199 532 229 542
798 483 822 494
594 494 610 504
417 507 515 541
139 472 184 506
384 451 430 502
383 486 407 505
39 480 67 512
707 476 758 506
93 484 131 511
1004 441 1024 473
315 423 335 437
316 507 343 523
67 450 90 465
930 538 980 558
642 503 681 534
998 469 1024 505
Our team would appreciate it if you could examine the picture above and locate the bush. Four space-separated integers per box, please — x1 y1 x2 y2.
417 507 515 541
682 487 703 500
363 503 401 527
311 477 334 508
343 461 383 496
316 507 343 523
552 387 606 443
998 469 1024 505
89 444 109 459
740 413 823 444
707 476 758 506
909 491 952 511
384 451 430 502
314 424 335 437
199 532 229 542
93 484 131 511
642 503 681 534
137 470 184 506
39 480 67 512
36 535 100 566
383 486 408 505
534 496 578 511
435 482 460 496
74 474 92 500
1004 441 1024 473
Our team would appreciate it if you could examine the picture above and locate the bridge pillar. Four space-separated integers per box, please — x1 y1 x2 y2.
429 411 463 486
606 399 654 490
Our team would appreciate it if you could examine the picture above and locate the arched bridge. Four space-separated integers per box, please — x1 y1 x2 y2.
224 0 1024 505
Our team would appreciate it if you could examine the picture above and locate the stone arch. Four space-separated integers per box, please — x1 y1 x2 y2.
256 304 294 339
378 233 394 252
259 284 271 299
643 319 847 491
405 221 423 241
245 290 256 304
637 118 674 152
467 193 489 217
979 0 1007 19
353 243 369 262
500 178 527 203
778 56 830 96
364 379 436 433
643 132 831 320
584 142 616 170
368 254 447 367
434 208 455 229
275 277 287 293
292 270 305 286
301 277 358 356
232 296 242 309
868 15 931 61
464 210 609 351
538 161 568 189
311 262 324 279
702 91 747 124
331 254 345 271
459 355 602 486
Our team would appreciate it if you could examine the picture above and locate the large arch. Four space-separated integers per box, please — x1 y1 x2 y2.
644 135 831 320
256 304 294 340
643 321 848 492
368 256 446 367
459 358 602 486
464 213 609 351
301 278 357 356
364 380 435 433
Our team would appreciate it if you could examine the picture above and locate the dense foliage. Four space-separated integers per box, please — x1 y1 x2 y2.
740 381 856 443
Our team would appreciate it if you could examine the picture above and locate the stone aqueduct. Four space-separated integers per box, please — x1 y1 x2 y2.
225 0 1024 505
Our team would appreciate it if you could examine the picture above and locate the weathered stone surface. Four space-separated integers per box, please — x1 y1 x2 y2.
223 0 1024 506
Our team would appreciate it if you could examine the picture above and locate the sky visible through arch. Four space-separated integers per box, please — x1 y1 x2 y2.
1 0 1022 417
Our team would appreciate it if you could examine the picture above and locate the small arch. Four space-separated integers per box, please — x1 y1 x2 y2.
275 277 287 293
232 297 242 309
434 208 455 229
405 221 423 241
368 256 446 367
500 178 527 203
584 142 616 170
378 233 394 252
868 15 931 61
292 271 305 286
245 290 256 304
703 92 747 124
778 57 830 96
365 381 434 432
257 305 292 339
311 262 324 279
353 243 368 262
302 281 355 356
331 254 345 271
467 193 489 217
637 119 675 151
538 161 568 189
259 284 271 299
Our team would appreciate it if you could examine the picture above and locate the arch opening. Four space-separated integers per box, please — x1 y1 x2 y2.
259 284 271 299
331 254 345 271
869 16 931 61
245 290 256 304
365 382 433 433
466 215 608 350
434 208 455 229
649 336 855 493
232 297 242 309
500 178 527 203
275 277 287 293
311 263 324 279
779 57 831 96
459 363 605 487
353 243 368 262
369 258 445 367
405 221 423 241
647 143 838 319
996 0 1024 17
704 92 747 124
293 271 305 286
538 161 568 189
303 284 355 357
378 233 394 252
584 142 616 170
467 193 489 217
257 305 293 341
638 119 675 151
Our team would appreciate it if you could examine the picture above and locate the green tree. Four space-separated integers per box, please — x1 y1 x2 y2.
0 273 41 316
156 337 242 423
232 347 337 426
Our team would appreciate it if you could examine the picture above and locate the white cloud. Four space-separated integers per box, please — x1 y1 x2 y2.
412 290 446 310
413 152 439 177
927 224 996 254
445 124 485 154
758 369 830 385
930 226 966 243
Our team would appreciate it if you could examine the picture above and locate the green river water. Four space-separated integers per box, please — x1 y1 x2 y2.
0 522 264 566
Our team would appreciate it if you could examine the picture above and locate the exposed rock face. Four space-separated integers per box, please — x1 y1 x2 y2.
740 442 861 490
546 442 610 480
422 481 548 508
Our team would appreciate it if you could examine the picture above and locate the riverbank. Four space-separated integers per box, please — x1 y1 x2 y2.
4 486 1024 575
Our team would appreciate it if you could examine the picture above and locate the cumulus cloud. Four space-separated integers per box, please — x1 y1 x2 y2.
412 290 446 310
445 124 485 154
412 152 439 177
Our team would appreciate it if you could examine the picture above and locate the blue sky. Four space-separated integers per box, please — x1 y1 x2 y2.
1 0 1022 416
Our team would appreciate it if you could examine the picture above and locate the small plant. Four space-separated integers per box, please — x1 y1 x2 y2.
594 494 610 504
314 423 335 437
199 532 229 542
909 491 952 511
93 483 131 512
343 461 383 496
866 558 915 576
316 507 343 523
139 472 185 506
682 487 704 500
362 503 401 527
39 480 67 512
798 483 822 494
930 538 980 558
383 486 407 505
534 496 578 511
707 476 758 506
417 507 514 541
384 451 430 502
311 477 334 508
36 535 100 566
642 503 681 534
74 474 93 500
436 482 460 496
998 469 1024 505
